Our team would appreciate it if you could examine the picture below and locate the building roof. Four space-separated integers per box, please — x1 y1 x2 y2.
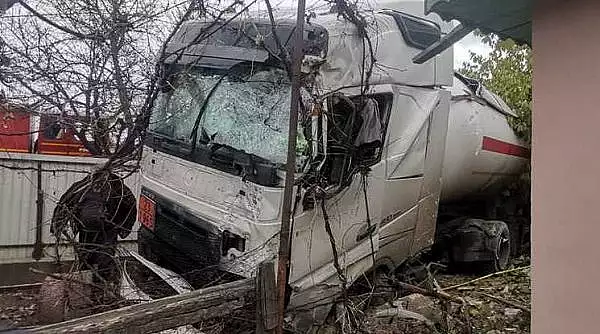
425 0 532 45
412 0 531 64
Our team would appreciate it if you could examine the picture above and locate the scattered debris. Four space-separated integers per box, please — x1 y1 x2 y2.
504 308 523 319
37 277 67 324
119 260 152 302
360 256 531 333
480 292 531 314
0 257 531 333
37 271 95 323
392 280 465 305
121 248 193 295
374 307 435 328
393 294 442 323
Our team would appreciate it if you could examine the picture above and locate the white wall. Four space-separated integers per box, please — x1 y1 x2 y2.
0 152 140 264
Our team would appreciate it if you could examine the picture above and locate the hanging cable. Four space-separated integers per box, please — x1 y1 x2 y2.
320 196 359 330
361 170 377 269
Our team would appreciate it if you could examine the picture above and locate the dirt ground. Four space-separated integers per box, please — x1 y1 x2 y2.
0 256 530 333
363 256 531 334
0 286 39 329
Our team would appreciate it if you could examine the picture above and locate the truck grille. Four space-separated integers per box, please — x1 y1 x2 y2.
139 187 222 271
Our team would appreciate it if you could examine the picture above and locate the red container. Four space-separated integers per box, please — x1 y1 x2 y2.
36 114 91 157
0 106 31 153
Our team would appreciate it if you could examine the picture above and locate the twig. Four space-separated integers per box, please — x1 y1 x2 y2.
17 0 104 41
441 265 530 291
393 280 464 305
479 292 531 313
0 282 42 292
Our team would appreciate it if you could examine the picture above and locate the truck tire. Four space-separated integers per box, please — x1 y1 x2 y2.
447 219 511 274
481 221 511 273
506 217 530 257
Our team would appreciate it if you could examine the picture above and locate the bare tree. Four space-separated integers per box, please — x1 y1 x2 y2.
0 0 186 157
1 1 386 327
0 0 194 303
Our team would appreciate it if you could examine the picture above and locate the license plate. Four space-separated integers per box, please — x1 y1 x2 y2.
138 195 156 231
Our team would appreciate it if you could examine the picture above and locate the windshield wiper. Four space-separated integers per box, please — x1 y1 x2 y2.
189 73 228 150
197 143 252 179
147 132 192 156
208 142 275 177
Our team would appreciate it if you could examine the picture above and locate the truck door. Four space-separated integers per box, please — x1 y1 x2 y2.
379 86 450 268
288 92 393 292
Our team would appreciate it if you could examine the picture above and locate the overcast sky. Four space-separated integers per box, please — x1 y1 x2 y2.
453 32 492 69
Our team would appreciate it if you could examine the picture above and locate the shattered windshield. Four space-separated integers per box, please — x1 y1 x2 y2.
150 65 293 165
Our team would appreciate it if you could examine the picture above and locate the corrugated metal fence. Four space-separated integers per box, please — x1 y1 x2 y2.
0 152 140 264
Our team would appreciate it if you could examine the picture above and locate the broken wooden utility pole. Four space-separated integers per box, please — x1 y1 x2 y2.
29 260 278 333
275 0 306 332
30 278 255 333
256 261 278 334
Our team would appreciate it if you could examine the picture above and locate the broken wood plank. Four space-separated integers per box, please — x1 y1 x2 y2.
30 277 255 334
256 261 277 334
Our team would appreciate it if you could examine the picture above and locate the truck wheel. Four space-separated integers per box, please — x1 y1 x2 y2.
446 219 511 274
481 221 511 273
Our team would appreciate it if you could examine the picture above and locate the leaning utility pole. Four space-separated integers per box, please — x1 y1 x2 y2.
275 0 306 332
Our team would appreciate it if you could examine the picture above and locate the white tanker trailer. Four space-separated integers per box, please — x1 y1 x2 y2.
442 73 528 204
134 0 529 328
433 72 529 274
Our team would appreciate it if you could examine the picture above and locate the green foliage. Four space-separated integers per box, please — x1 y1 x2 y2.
458 32 532 144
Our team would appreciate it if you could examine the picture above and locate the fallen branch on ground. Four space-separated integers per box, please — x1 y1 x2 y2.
479 292 531 313
442 266 531 291
374 307 436 328
0 282 42 292
29 277 255 333
393 280 464 305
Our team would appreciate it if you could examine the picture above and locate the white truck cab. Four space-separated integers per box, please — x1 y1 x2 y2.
136 0 528 328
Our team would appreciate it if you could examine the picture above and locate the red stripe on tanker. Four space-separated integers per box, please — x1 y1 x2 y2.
481 136 530 158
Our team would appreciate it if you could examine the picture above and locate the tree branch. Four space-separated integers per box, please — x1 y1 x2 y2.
18 0 104 41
